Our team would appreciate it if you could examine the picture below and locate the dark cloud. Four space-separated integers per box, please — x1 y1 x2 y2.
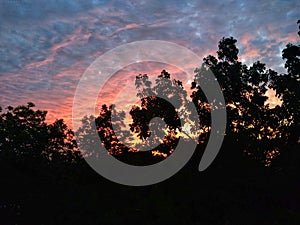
0 0 109 23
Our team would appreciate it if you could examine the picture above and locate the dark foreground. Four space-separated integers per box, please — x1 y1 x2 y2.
0 144 299 225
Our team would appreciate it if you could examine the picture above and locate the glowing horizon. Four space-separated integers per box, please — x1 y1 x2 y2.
0 0 298 128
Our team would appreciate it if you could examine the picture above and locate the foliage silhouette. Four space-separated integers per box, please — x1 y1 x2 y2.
0 20 299 225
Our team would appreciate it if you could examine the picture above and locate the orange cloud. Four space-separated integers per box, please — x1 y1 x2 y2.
239 33 260 59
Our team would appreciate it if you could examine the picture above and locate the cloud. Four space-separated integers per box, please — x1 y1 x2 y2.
0 0 109 24
0 0 299 126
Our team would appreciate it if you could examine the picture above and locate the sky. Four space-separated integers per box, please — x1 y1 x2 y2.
0 0 299 128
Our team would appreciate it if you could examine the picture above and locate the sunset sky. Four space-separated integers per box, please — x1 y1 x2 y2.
0 0 299 127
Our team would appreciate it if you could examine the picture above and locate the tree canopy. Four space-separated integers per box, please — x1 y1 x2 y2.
0 20 299 225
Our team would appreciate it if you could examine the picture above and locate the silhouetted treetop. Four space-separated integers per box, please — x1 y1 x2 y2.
0 102 79 163
217 37 239 63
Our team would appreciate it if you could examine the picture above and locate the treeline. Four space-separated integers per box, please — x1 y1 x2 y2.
0 20 299 225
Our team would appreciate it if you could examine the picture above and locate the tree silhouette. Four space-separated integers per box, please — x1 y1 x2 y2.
0 102 79 164
270 20 300 170
0 102 48 160
46 119 79 163
129 71 190 155
0 20 299 225
95 104 131 155
84 30 298 166
190 36 293 165
270 23 300 148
